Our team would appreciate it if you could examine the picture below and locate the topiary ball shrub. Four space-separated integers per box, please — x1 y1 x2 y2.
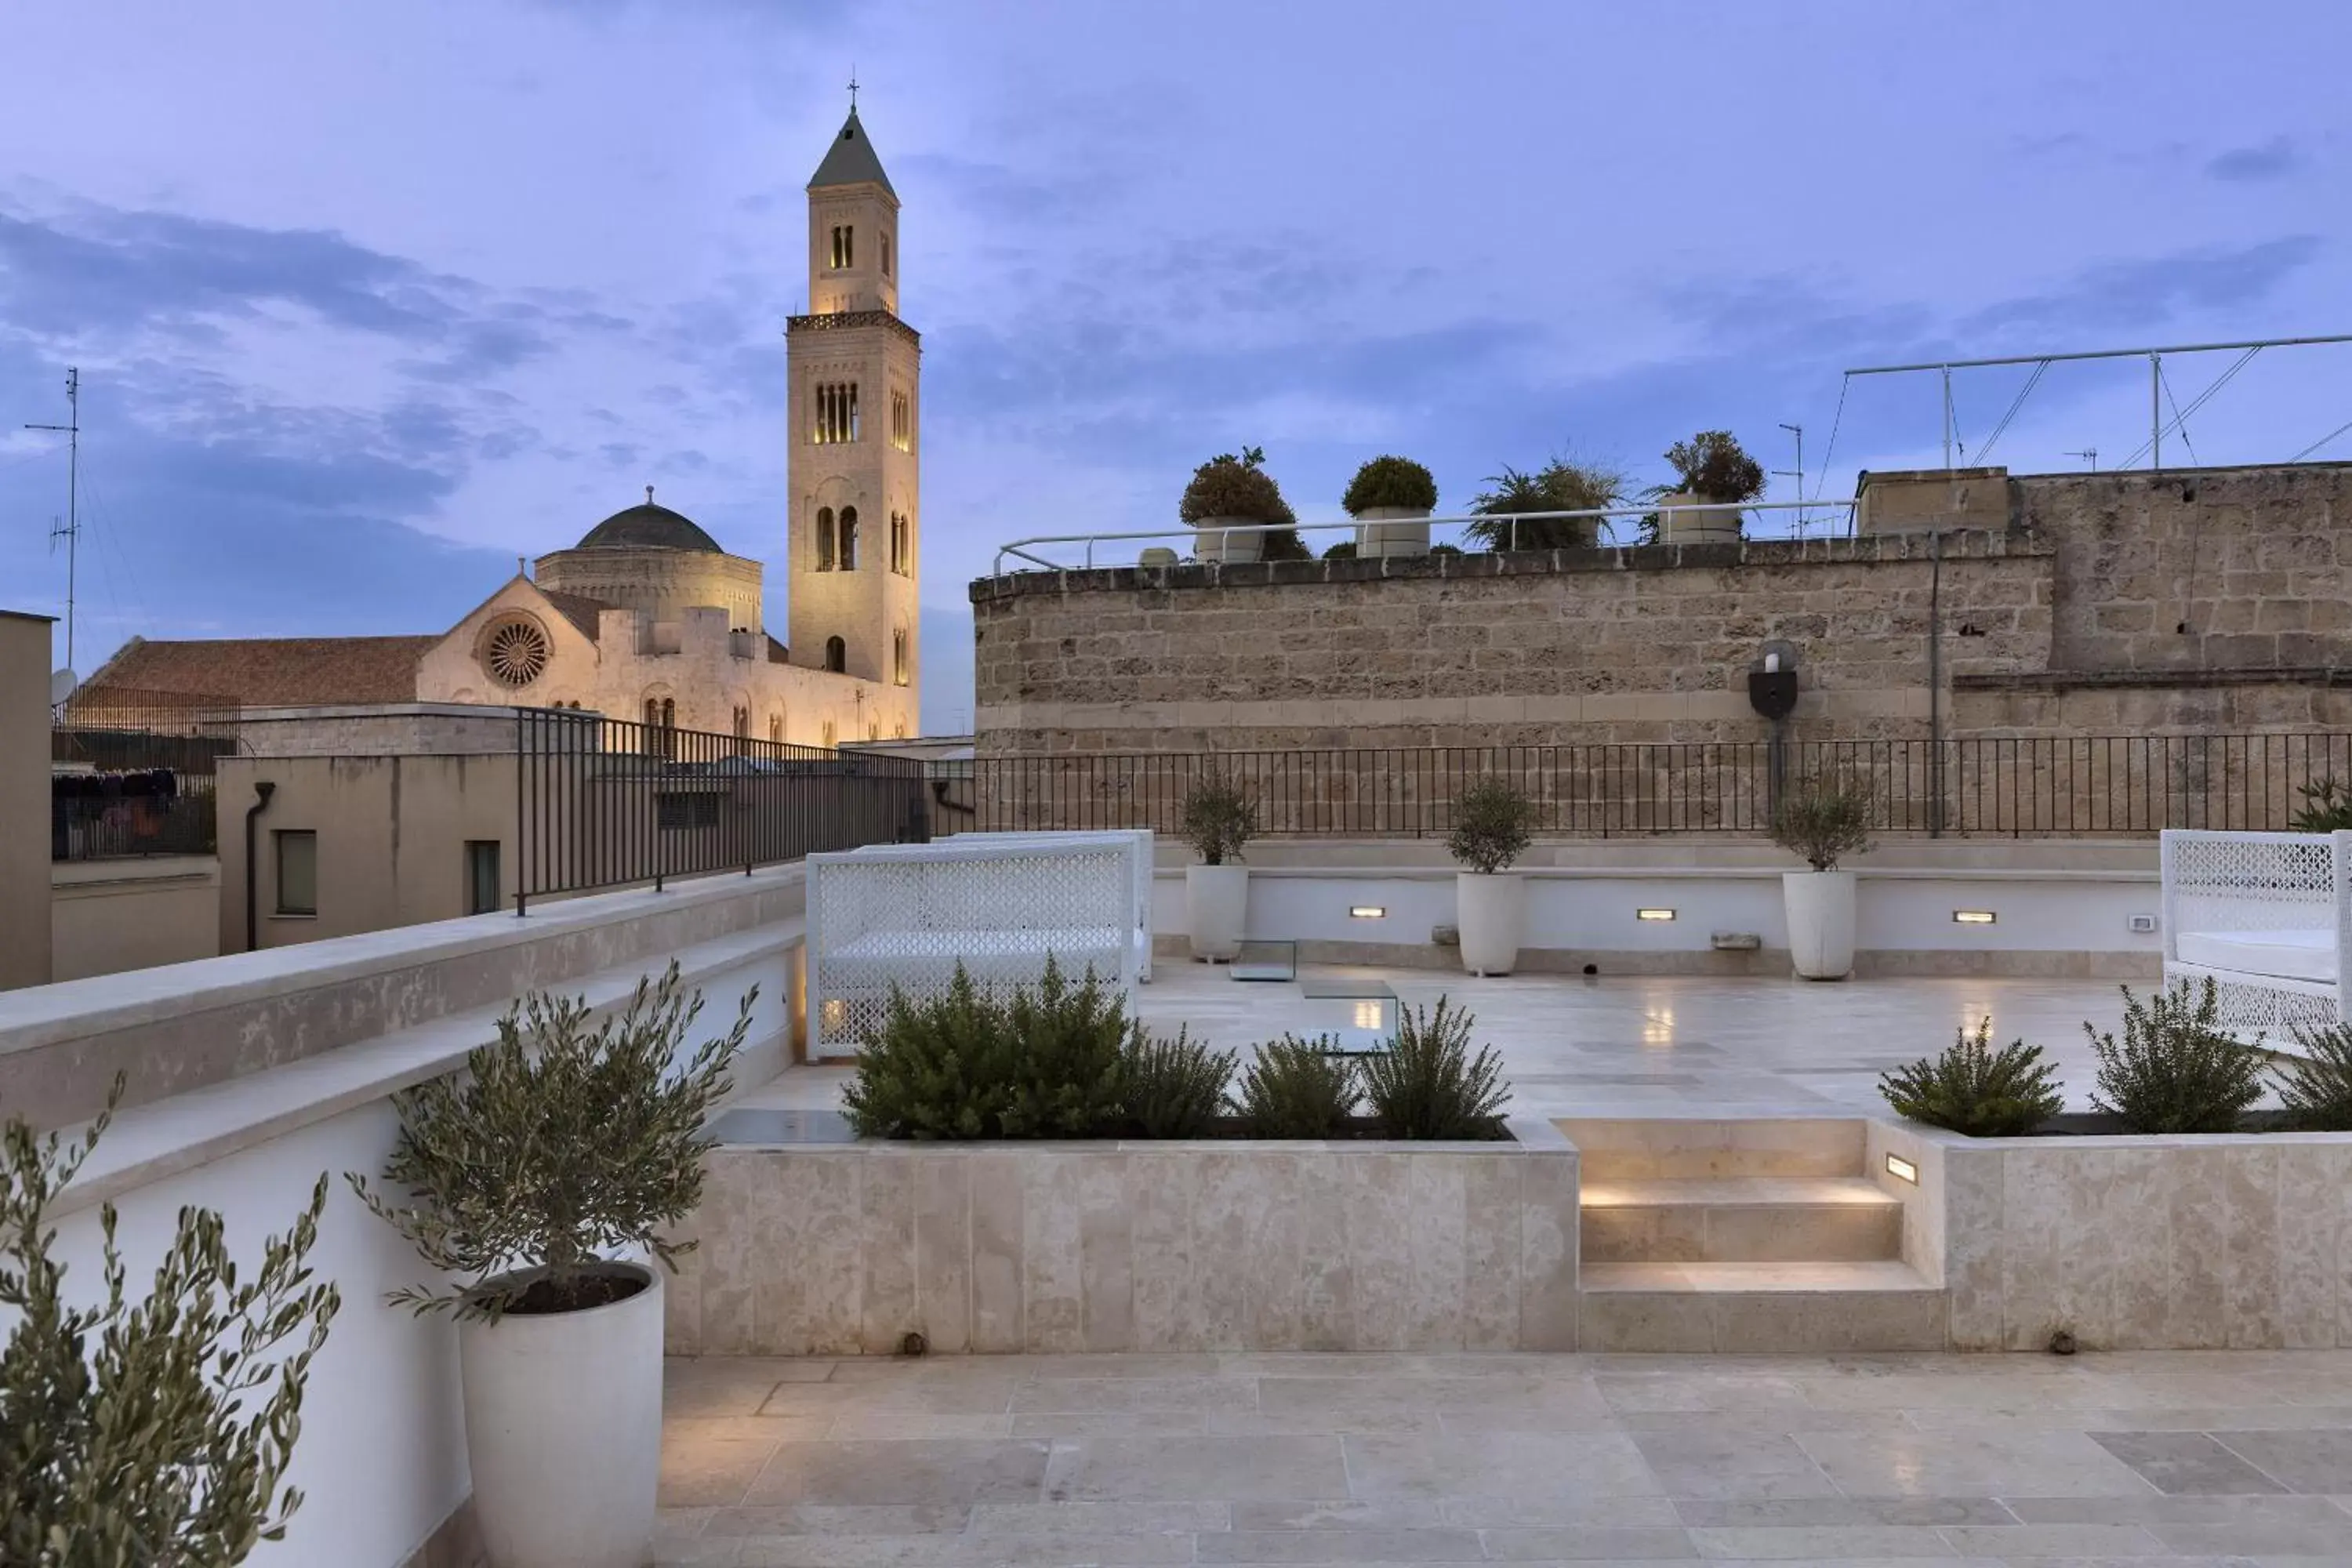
1879 1018 2065 1136
2277 1021 2352 1131
1341 455 1439 516
1772 775 1875 872
1360 996 1512 1138
1232 1036 1360 1138
2085 977 2267 1134
1123 1027 1238 1138
1448 775 1535 875
1179 447 1297 526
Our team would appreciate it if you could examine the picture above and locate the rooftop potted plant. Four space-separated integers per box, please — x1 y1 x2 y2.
351 964 752 1568
1654 430 1764 543
1181 446 1304 564
1466 455 1627 550
1771 773 1875 980
1343 454 1439 559
1179 764 1258 960
1449 774 1537 976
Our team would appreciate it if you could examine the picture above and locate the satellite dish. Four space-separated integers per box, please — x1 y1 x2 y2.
49 669 78 706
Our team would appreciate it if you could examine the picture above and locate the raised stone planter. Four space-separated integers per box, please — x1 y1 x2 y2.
667 1119 1577 1356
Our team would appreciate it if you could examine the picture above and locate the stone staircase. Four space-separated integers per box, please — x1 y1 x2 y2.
1564 1118 1947 1352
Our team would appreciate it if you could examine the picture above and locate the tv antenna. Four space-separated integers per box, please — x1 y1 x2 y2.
2066 447 2098 471
24 366 80 673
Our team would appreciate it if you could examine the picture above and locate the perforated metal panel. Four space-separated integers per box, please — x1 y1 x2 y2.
807 839 1140 1056
833 829 1155 981
2161 829 2352 1043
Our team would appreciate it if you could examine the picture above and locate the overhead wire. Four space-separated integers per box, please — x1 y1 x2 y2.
2291 416 2352 463
1809 372 1850 533
2113 347 2259 468
1973 358 2051 463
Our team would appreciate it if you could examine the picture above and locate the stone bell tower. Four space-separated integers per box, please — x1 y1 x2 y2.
786 93 920 699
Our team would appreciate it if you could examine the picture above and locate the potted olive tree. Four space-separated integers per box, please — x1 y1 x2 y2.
352 964 752 1568
1343 454 1438 559
1449 774 1537 976
2 1087 339 1565
1180 764 1258 960
1655 430 1763 543
1181 446 1305 563
1772 775 1875 980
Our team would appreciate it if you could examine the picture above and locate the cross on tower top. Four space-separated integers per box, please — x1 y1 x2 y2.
847 69 858 110
645 485 655 506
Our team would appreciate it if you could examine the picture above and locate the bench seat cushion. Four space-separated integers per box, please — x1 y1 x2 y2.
2176 927 2338 985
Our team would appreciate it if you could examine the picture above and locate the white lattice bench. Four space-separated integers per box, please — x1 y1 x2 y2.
805 835 1145 1058
2161 829 2352 1044
830 829 1153 982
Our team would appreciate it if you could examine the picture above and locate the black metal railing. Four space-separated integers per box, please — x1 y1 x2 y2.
970 733 2352 840
515 709 931 909
52 696 241 861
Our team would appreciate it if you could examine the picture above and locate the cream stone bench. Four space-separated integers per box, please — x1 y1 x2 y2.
2161 828 2352 1044
805 834 1145 1058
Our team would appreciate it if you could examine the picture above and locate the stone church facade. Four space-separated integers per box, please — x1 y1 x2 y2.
82 107 924 750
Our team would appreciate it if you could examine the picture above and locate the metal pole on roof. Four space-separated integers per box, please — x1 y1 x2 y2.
2151 354 2163 472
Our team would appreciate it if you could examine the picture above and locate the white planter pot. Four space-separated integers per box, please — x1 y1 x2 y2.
1186 863 1249 960
1194 516 1264 564
1352 504 1432 559
460 1261 665 1568
1658 490 1743 544
1782 869 1857 980
1456 871 1526 977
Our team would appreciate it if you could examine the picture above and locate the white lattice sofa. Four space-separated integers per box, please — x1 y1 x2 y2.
805 833 1148 1057
2161 829 2352 1043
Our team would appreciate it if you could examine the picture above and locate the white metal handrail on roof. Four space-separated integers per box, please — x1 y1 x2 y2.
989 499 1860 575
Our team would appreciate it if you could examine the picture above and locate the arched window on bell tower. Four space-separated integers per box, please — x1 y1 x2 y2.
815 506 835 572
839 506 858 570
892 626 909 688
824 636 846 673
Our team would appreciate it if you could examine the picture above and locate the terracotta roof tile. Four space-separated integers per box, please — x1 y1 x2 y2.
538 590 611 642
82 635 434 709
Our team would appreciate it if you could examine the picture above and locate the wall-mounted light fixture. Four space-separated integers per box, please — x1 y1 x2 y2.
1636 908 1676 922
1349 906 1386 920
1885 1152 1919 1184
1952 910 1997 925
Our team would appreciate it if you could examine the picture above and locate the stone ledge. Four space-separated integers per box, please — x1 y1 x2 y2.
1956 664 2352 692
972 528 2048 604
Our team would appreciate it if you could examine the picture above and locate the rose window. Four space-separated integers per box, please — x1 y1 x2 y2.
482 617 551 688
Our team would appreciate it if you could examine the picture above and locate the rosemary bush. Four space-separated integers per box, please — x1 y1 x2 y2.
350 961 750 1319
2085 978 2267 1134
1000 959 1133 1136
2 1084 339 1565
1879 1018 2064 1136
1771 775 1875 871
1232 1036 1360 1138
1179 765 1257 866
1359 997 1512 1138
2277 1021 2352 1131
1341 455 1438 515
1123 1028 1237 1138
1448 775 1535 874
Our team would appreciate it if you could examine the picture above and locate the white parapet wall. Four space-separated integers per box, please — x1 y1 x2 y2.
1149 839 2163 977
0 866 804 1568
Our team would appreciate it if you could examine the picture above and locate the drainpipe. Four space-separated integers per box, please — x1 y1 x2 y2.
1927 533 1945 838
245 780 276 952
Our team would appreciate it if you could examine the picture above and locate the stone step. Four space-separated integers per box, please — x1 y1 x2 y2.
1580 1176 1904 1264
1578 1261 1946 1353
1555 1116 1868 1181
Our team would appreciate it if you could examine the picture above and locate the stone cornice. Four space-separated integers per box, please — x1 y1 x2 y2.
786 310 921 349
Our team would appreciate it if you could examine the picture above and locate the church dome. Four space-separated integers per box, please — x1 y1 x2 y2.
577 491 724 554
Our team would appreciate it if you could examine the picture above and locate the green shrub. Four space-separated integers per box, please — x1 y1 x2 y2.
1232 1036 1360 1137
352 961 750 1317
1448 775 1535 874
1772 774 1875 871
1179 764 1257 866
2289 777 2352 832
1466 456 1624 550
1123 1027 1238 1138
1879 1018 2064 1136
1664 429 1766 503
842 957 1132 1140
2086 977 2267 1134
3 1082 340 1563
1361 996 1511 1138
2277 1021 2352 1131
1342 455 1439 515
1180 445 1305 559
1322 539 1359 561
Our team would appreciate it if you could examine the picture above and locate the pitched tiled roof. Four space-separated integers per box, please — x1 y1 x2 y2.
539 590 611 642
82 635 434 709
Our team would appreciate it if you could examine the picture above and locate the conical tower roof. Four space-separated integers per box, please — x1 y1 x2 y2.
809 107 895 196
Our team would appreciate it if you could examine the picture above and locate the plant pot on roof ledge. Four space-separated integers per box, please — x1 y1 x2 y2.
1653 429 1765 544
1181 445 1306 564
1772 773 1874 981
1344 454 1438 559
354 964 753 1568
1450 774 1537 976
1181 765 1257 960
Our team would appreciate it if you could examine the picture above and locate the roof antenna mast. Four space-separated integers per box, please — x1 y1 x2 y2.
25 366 80 674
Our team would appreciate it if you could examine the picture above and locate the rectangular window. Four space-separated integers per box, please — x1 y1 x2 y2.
890 390 911 452
275 829 318 916
813 382 861 445
829 224 853 269
657 792 721 831
881 231 892 277
464 840 501 916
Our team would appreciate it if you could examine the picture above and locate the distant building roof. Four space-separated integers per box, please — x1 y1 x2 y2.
82 634 434 709
538 588 612 642
808 107 895 195
575 493 724 554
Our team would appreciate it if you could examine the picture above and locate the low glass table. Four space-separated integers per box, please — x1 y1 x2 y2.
1228 939 1297 982
1298 976 1397 1054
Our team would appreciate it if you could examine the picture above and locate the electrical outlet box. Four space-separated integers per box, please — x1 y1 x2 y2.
2129 913 2158 934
